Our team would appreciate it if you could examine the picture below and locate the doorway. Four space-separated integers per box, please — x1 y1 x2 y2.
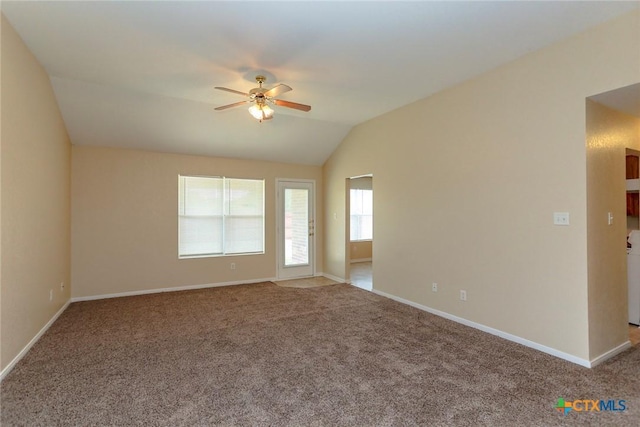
348 175 373 290
276 179 315 279
588 83 640 349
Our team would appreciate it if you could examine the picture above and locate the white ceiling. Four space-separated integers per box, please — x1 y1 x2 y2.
3 1 638 165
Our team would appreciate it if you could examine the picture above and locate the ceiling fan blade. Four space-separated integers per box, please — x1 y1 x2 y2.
264 84 292 98
215 100 250 111
215 87 250 97
273 99 311 112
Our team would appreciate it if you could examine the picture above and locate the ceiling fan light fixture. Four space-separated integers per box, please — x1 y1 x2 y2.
215 75 310 120
248 103 274 122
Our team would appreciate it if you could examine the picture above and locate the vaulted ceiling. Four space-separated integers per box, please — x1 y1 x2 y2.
3 1 638 165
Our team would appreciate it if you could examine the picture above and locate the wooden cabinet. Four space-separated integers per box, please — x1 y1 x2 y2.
628 193 639 217
628 155 639 217
627 155 639 179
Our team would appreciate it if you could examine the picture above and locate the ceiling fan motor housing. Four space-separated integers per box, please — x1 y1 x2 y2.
250 75 267 97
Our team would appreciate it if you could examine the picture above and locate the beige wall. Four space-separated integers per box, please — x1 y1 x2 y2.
0 14 3 375
325 140 377 280
1 16 72 371
0 12 4 376
586 100 640 359
72 146 323 298
323 11 640 361
350 241 372 261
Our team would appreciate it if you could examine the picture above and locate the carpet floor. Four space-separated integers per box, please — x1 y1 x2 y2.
1 282 639 426
273 276 339 288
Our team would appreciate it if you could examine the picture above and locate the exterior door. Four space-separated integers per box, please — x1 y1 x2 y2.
277 180 315 279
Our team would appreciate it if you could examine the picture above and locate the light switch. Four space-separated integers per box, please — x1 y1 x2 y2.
553 212 570 226
607 212 614 225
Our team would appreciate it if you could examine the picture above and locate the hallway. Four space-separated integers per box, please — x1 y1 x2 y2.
350 262 372 291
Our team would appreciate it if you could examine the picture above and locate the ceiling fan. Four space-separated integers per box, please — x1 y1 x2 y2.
215 75 311 122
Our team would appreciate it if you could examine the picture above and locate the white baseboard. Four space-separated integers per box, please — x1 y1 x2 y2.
350 258 372 263
321 272 347 283
371 289 594 368
589 341 632 367
0 300 71 382
71 277 277 302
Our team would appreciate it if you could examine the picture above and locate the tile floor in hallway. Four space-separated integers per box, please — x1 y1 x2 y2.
350 261 372 291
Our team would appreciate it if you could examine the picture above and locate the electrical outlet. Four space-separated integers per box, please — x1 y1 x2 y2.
49 289 53 301
60 281 65 291
230 262 236 270
460 290 467 301
553 212 570 226
432 283 438 292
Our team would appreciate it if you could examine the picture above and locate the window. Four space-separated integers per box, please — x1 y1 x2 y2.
178 175 264 258
350 189 372 241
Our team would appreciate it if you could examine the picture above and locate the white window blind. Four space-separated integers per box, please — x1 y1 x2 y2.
178 175 264 258
350 189 373 241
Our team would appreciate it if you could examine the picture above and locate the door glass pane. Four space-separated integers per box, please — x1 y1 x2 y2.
285 188 309 266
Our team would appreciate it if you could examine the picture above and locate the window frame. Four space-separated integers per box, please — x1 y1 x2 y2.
350 188 373 242
178 175 265 259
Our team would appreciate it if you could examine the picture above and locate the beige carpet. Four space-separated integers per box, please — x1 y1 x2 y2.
273 276 340 288
2 282 639 426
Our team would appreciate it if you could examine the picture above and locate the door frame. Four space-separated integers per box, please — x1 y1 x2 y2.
276 178 316 279
346 174 374 289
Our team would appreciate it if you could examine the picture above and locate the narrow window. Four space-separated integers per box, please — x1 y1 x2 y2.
350 188 373 241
